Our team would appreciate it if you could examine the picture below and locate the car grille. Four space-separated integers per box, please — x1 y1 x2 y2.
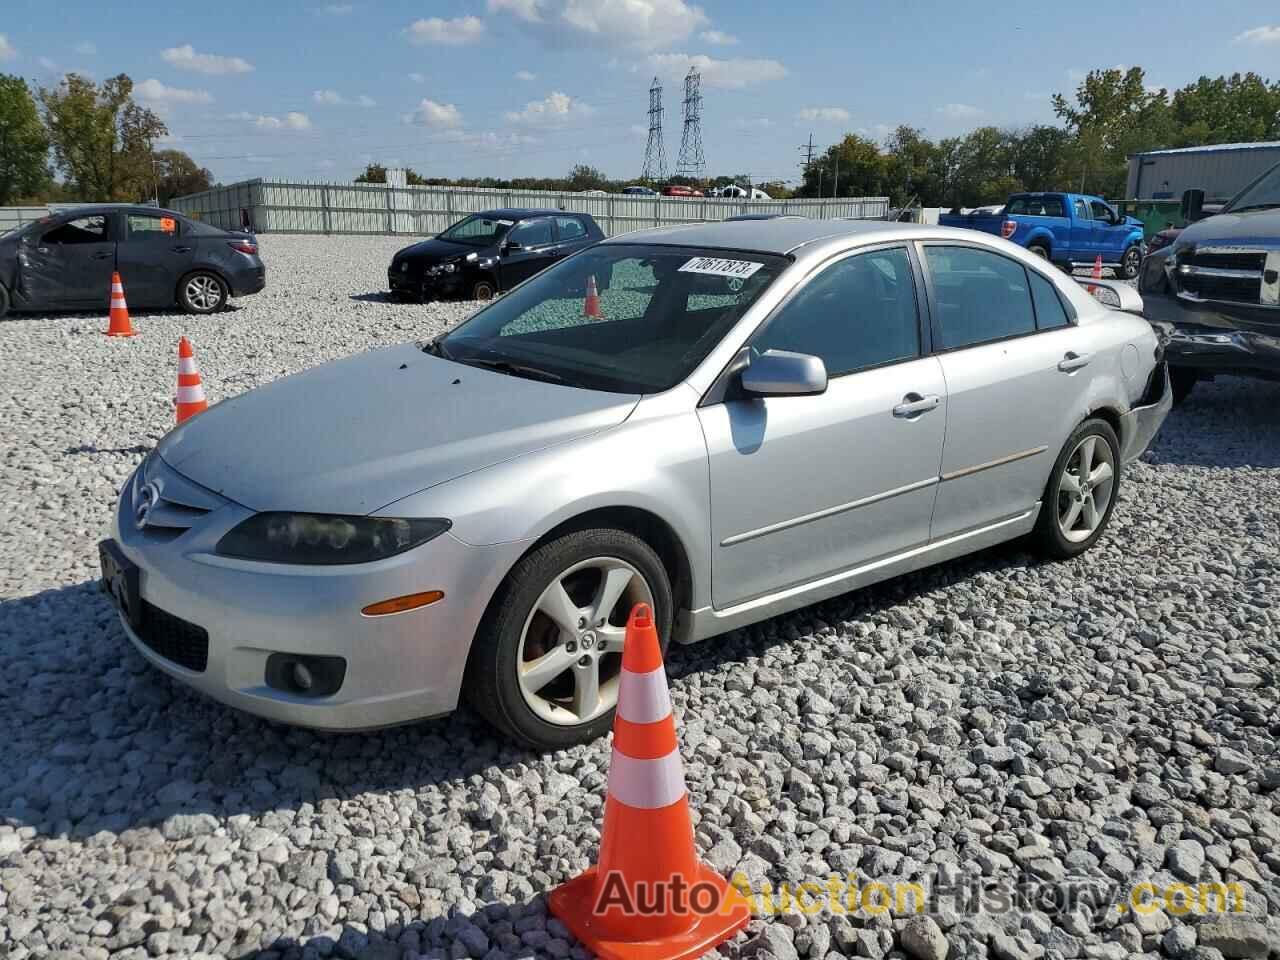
1176 246 1280 307
137 600 209 672
130 453 227 541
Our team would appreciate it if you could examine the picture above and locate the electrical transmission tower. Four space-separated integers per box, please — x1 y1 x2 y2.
641 76 667 182
675 67 706 179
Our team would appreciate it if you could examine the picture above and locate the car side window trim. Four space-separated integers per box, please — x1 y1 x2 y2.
914 240 1075 354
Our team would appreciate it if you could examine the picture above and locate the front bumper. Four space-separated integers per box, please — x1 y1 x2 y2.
109 460 523 730
1144 292 1280 381
388 266 463 300
1119 362 1172 463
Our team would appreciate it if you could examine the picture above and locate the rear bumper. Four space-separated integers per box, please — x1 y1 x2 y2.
1120 362 1172 463
229 262 266 297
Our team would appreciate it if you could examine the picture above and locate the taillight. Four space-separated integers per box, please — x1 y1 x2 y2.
228 240 258 255
1000 221 1017 239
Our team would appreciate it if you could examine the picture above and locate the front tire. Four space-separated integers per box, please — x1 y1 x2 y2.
465 528 674 749
178 272 228 314
471 279 496 302
0 283 10 319
1032 419 1121 560
1120 245 1142 280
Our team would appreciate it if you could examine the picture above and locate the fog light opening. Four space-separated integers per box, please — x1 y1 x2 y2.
265 653 346 698
361 590 445 617
291 660 313 692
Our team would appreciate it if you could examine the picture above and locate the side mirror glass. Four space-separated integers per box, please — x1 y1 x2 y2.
1181 188 1205 224
503 239 522 253
740 349 828 398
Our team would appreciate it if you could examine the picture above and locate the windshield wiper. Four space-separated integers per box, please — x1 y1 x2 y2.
457 356 566 384
421 338 452 359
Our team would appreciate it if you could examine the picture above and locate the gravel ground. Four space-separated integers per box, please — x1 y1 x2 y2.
1 234 1278 960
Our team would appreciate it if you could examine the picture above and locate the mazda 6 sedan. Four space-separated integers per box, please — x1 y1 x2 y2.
103 219 1171 748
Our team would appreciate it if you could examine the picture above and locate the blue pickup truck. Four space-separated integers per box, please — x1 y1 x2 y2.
939 193 1146 279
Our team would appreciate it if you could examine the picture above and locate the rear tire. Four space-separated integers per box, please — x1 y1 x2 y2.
1170 366 1198 406
1028 243 1050 261
465 528 673 749
0 283 10 319
1032 418 1121 560
178 272 228 314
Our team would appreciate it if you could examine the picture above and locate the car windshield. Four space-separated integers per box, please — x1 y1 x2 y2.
436 243 789 393
1225 163 1280 213
437 214 513 245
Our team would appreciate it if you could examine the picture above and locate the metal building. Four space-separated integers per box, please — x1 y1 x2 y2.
1127 141 1280 201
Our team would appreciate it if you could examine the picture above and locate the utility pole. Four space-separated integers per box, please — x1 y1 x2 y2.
798 133 816 197
833 151 839 199
151 158 163 205
675 67 706 180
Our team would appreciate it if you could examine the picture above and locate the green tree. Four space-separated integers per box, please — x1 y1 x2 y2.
1006 125 1073 193
0 74 51 204
566 163 608 191
881 126 946 207
800 134 884 198
354 162 388 183
1168 73 1280 145
151 149 212 205
39 73 167 202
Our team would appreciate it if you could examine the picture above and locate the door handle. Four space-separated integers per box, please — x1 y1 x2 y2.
1058 351 1092 372
171 245 193 254
892 393 941 418
91 251 113 260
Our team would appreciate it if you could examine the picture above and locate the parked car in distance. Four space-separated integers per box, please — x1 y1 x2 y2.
662 184 704 198
940 192 1146 278
105 219 1171 748
0 204 264 317
1140 159 1280 403
388 209 604 302
723 213 805 222
622 186 658 196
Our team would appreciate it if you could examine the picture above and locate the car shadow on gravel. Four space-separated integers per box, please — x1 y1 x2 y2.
0 581 545 841
350 292 397 303
1146 376 1280 469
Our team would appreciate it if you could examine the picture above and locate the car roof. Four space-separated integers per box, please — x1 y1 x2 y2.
50 203 185 218
602 217 909 255
476 207 569 219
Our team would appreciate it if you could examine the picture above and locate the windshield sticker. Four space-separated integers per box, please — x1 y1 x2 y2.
679 256 764 279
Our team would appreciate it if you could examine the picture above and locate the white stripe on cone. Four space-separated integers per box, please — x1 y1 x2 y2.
608 747 686 809
112 283 124 294
616 666 672 725
178 357 198 374
176 385 206 403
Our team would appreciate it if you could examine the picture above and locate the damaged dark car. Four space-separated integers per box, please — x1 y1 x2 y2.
0 204 265 318
388 209 603 302
1140 161 1280 403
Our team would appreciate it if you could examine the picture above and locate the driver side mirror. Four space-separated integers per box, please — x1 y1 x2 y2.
740 350 828 398
1181 188 1205 224
502 239 522 253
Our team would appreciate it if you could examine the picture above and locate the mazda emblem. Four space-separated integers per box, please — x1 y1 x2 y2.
135 481 161 530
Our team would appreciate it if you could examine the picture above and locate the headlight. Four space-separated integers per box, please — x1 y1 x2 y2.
427 262 458 276
216 514 451 565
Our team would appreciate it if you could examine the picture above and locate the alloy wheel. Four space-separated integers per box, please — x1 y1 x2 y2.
186 275 223 310
1057 435 1116 543
516 556 653 726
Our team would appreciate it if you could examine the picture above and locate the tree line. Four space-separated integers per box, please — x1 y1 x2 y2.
0 72 212 207
793 67 1280 206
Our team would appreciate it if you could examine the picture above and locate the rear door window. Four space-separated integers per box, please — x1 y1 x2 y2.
1028 270 1072 329
509 217 554 247
42 215 108 245
126 213 180 239
924 245 1037 349
555 216 587 241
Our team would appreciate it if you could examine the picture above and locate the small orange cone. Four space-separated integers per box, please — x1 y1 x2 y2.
175 337 208 424
1088 254 1103 295
583 274 603 320
548 604 751 960
105 271 136 337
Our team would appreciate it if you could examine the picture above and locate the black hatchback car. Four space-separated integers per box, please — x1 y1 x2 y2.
389 208 604 302
0 204 265 318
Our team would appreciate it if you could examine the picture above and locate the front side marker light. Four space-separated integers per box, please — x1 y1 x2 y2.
362 590 445 617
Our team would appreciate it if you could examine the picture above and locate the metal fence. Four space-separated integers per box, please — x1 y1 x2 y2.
0 207 51 233
169 179 891 237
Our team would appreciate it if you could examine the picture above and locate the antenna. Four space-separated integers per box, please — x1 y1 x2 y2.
641 76 667 182
675 67 706 180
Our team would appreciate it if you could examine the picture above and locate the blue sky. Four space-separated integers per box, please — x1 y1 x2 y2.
2 1 1279 187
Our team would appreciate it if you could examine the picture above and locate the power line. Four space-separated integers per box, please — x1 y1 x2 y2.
641 76 667 182
675 67 705 179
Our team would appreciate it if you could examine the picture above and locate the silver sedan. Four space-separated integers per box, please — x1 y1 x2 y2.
103 219 1171 748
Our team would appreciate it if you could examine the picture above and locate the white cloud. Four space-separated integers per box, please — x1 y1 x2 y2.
161 44 254 75
247 111 312 130
1235 25 1280 44
515 69 537 81
135 78 214 104
505 90 594 125
647 53 786 90
409 72 425 83
937 102 982 119
357 94 376 107
489 0 707 51
734 116 774 130
405 15 485 45
700 29 737 45
797 106 850 123
0 35 15 61
313 89 345 104
406 98 464 127
74 41 96 56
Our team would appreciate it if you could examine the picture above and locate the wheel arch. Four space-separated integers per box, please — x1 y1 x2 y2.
1025 231 1053 257
1084 404 1123 449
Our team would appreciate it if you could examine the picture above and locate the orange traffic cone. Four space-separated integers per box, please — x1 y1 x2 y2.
548 604 751 960
1088 254 1103 295
105 271 136 337
583 274 603 320
175 337 208 424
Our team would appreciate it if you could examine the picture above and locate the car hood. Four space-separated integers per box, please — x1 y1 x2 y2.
157 343 639 515
1174 208 1280 249
1123 215 1143 228
395 236 486 264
